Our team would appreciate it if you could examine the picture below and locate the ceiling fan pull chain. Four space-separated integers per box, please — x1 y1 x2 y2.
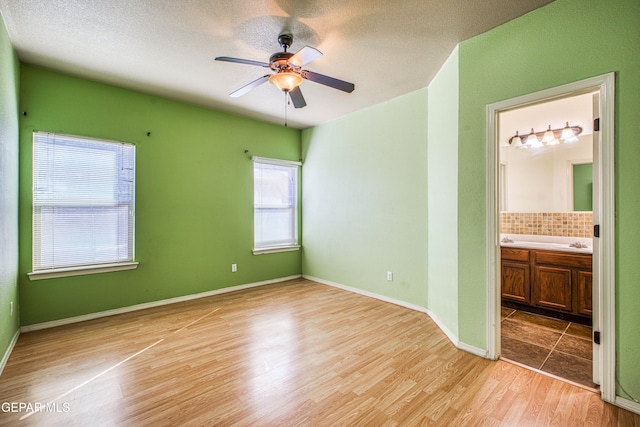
284 91 288 127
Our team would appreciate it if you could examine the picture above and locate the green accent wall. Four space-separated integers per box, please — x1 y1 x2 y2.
301 89 429 307
458 0 640 398
0 15 20 366
18 65 301 325
4 0 639 406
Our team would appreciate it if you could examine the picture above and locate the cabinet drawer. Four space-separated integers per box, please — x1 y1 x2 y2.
534 251 592 269
501 247 530 262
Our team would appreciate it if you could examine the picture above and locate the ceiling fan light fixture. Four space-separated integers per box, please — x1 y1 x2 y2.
269 72 303 92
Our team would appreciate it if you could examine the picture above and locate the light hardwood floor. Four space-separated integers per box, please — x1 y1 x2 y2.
1 278 638 426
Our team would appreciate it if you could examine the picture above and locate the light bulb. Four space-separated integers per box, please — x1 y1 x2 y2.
542 125 556 144
560 122 576 141
510 131 524 148
526 128 542 148
269 72 303 92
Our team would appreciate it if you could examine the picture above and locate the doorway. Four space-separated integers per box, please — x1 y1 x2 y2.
485 73 616 402
499 92 596 388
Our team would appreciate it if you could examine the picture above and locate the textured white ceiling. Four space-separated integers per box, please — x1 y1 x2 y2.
0 0 554 129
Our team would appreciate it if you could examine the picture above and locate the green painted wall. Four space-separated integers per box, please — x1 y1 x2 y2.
573 163 592 211
18 65 301 326
427 47 459 336
0 15 20 365
6 0 640 404
301 89 428 307
458 0 640 398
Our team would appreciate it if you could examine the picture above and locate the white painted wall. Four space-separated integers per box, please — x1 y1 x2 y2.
500 134 592 212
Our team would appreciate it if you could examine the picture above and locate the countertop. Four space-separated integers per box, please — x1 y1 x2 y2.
499 234 592 254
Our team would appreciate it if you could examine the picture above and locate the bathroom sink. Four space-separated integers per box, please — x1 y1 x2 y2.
500 240 592 254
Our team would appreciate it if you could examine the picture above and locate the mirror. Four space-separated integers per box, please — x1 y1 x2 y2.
498 92 596 213
499 134 593 212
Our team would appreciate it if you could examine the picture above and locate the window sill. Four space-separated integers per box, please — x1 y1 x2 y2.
28 262 139 281
253 245 301 255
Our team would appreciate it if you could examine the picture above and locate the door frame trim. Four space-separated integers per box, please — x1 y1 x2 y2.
485 72 615 402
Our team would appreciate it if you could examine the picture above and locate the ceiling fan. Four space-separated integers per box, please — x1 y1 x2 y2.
215 34 355 109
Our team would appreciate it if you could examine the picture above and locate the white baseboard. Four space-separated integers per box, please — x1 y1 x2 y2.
423 307 459 347
304 275 430 314
456 340 489 358
303 275 487 358
0 329 20 376
21 275 302 332
615 396 640 416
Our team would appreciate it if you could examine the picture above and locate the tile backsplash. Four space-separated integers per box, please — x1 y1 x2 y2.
500 212 593 238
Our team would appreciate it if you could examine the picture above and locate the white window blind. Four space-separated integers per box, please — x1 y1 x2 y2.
253 157 300 252
32 132 136 271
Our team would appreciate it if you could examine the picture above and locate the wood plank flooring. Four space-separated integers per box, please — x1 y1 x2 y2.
1 278 638 426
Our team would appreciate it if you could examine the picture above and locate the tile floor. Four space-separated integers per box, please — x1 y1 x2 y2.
501 307 598 389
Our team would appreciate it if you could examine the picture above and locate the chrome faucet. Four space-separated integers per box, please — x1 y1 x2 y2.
570 241 589 248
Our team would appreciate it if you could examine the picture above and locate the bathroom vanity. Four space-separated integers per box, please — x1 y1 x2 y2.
500 237 592 325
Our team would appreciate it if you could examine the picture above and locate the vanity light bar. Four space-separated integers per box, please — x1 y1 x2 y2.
509 122 582 148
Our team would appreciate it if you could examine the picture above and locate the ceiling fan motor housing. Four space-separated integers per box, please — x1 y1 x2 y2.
277 34 293 50
269 52 295 71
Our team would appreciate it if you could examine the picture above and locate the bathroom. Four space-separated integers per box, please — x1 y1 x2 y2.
498 91 598 389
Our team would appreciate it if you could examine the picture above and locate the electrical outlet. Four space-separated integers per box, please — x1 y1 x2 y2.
231 264 237 273
387 271 393 281
10 301 13 317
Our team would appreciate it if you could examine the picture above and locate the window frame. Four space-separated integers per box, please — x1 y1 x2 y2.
28 132 138 280
252 156 301 255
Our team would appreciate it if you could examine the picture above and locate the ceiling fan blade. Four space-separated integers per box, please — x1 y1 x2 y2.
288 46 323 67
215 56 270 68
288 86 307 109
301 70 355 93
229 75 271 98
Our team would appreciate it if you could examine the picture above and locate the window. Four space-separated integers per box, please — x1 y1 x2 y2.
253 157 301 254
30 132 137 279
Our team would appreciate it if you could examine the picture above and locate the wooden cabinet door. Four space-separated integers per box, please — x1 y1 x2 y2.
576 270 593 316
533 265 572 312
501 261 530 304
